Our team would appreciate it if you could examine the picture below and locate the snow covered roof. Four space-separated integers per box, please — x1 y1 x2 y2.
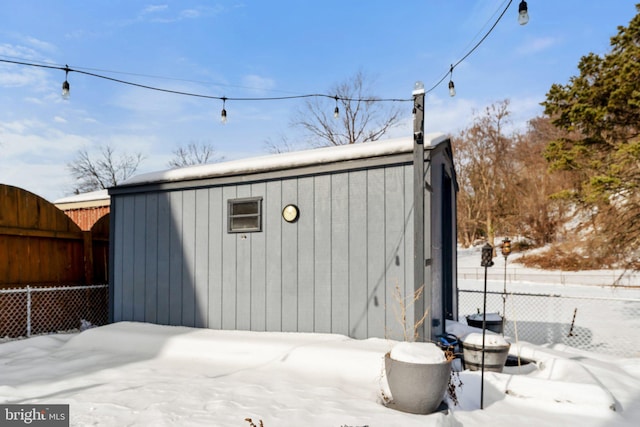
119 133 449 187
53 189 110 208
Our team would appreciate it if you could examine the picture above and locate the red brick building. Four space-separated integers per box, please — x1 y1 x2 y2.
54 190 110 231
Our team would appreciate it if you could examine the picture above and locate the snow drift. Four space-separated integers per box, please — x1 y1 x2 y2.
1 321 639 426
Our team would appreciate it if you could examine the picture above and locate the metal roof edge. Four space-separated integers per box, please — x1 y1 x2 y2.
113 133 448 190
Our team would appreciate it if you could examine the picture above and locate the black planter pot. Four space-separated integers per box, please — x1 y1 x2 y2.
466 313 504 334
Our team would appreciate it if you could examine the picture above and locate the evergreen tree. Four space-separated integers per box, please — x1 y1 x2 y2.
542 4 640 266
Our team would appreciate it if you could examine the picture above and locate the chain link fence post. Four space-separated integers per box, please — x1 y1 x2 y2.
26 286 31 338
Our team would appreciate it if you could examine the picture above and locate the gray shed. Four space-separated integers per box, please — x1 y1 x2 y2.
108 134 458 341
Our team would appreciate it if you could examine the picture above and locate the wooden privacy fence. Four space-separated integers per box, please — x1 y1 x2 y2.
0 184 109 337
0 184 109 287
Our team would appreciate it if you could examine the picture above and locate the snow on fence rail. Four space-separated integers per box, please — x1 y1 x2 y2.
458 267 640 287
0 284 108 339
458 289 640 357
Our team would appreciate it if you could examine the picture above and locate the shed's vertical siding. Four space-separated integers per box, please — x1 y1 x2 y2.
235 185 252 330
112 162 422 340
168 191 183 326
384 166 408 339
156 193 171 325
330 173 349 335
348 171 368 339
250 182 267 331
194 188 209 328
313 175 332 333
133 196 146 322
120 196 135 321
221 186 237 329
144 193 158 324
207 187 224 329
297 176 315 332
265 181 282 331
366 168 386 336
180 190 196 328
281 179 298 331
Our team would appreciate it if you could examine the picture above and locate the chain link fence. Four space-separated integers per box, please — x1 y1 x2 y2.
0 284 109 339
2 282 638 358
458 289 640 357
458 267 640 287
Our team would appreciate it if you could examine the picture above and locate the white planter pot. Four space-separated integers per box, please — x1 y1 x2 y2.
384 352 451 414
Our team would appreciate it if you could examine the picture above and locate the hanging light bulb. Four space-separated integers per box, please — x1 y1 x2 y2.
412 81 425 95
62 80 70 99
518 0 529 25
220 97 228 124
333 96 339 119
448 65 456 97
61 66 70 99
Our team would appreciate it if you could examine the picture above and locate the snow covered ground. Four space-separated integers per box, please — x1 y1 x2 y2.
1 248 639 426
0 321 639 426
457 246 640 294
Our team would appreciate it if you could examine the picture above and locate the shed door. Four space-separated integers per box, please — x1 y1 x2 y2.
442 169 454 321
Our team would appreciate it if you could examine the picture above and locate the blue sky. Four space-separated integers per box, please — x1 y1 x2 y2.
0 1 637 201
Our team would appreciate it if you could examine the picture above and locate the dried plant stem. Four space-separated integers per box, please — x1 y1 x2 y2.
392 283 429 341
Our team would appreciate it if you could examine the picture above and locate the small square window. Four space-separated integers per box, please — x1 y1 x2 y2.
228 197 262 233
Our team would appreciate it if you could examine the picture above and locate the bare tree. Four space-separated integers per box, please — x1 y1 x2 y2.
67 145 144 194
510 116 573 245
168 142 224 168
455 106 574 250
453 100 515 247
291 71 402 147
263 135 305 154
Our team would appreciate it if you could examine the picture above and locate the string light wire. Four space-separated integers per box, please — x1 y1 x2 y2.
0 0 520 103
0 57 411 104
453 0 511 63
425 0 515 94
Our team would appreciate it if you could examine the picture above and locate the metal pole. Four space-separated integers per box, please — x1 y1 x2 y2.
481 263 488 409
412 81 427 340
500 237 511 335
502 258 507 335
26 286 32 338
480 243 494 410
